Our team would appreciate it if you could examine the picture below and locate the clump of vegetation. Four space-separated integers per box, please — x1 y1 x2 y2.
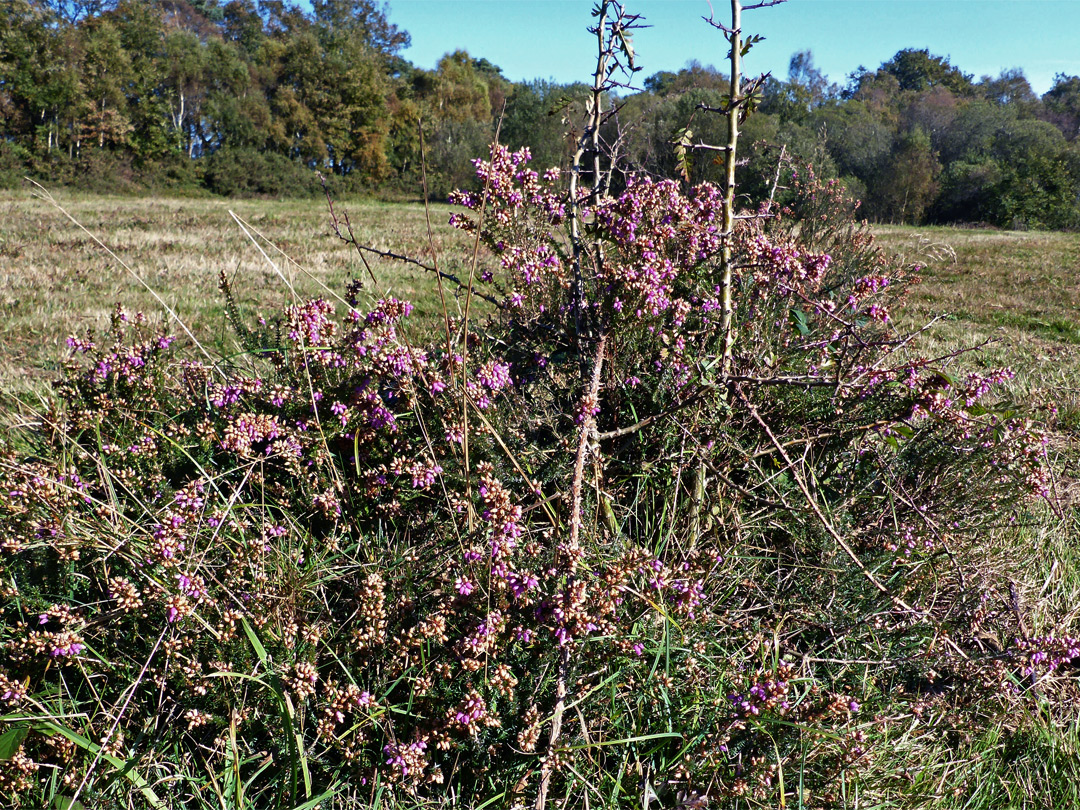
1 3 1077 809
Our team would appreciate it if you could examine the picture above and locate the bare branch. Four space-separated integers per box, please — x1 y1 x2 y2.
683 142 732 152
352 243 502 307
537 335 606 810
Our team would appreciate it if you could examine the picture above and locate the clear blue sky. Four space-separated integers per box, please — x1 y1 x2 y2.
381 0 1080 95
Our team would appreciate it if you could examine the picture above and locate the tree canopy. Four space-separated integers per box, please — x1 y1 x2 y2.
1 3 1079 228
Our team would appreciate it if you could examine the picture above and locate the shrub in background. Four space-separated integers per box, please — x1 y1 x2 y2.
0 142 32 190
204 147 326 198
137 151 208 197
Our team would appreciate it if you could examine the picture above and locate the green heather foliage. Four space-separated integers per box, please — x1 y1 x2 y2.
1 3 1078 809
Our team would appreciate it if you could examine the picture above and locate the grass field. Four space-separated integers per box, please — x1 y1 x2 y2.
0 189 477 398
3 192 1078 405
877 225 1080 475
2 190 1077 448
878 226 1080 345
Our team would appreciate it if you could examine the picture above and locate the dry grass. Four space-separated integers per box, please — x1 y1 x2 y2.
878 225 1080 413
876 224 1080 505
0 189 480 398
2 191 1077 425
878 225 1080 349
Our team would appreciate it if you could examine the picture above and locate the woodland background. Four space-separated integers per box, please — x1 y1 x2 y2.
3 0 1080 229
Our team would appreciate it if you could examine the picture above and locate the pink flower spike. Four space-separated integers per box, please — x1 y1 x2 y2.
455 577 475 596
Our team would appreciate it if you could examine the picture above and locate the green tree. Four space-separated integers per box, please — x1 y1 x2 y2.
78 16 134 150
931 158 1001 223
502 80 576 172
37 0 115 24
643 70 677 94
771 49 836 122
980 67 1039 115
274 21 389 177
989 118 1078 228
641 62 728 98
220 0 265 56
311 0 409 58
1 2 85 159
902 85 959 152
816 99 893 180
881 48 974 94
162 29 207 156
410 49 509 195
935 99 1012 164
1044 73 1080 141
203 39 272 151
868 127 940 223
108 0 172 159
432 50 492 124
844 68 902 116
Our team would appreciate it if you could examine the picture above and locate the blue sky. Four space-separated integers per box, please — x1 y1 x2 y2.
382 1 1080 95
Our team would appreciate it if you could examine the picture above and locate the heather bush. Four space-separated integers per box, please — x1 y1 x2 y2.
0 3 1074 809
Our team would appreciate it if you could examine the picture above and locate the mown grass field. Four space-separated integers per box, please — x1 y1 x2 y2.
3 191 1077 416
877 225 1080 492
0 190 476 398
878 225 1080 393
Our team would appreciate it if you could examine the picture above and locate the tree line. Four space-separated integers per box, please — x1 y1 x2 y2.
3 1 1080 228
633 49 1080 230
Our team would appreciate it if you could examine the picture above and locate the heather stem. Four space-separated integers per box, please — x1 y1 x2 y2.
537 333 606 810
692 0 743 550
720 0 742 377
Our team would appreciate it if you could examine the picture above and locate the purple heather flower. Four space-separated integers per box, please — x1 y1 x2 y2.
455 577 475 596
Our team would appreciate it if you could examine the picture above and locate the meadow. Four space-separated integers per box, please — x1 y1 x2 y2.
2 182 1080 809
5 0 1080 801
877 225 1080 466
3 191 1078 416
0 191 478 398
3 189 1078 557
